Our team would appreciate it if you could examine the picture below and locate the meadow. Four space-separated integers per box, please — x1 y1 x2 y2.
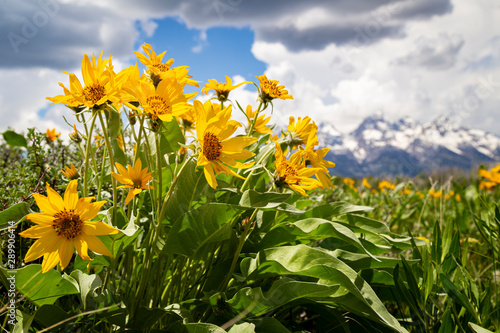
0 44 498 333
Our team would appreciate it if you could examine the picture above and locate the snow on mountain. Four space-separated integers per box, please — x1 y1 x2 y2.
317 114 500 177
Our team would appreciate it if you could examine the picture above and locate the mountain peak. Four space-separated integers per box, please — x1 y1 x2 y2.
318 113 500 177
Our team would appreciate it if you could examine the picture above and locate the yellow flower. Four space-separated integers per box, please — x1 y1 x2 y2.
133 76 191 122
202 76 251 102
296 130 335 188
61 163 79 180
274 142 322 196
428 189 443 199
287 116 318 148
111 159 154 205
416 236 430 243
478 164 500 189
47 52 121 109
245 105 273 134
134 43 199 87
194 100 257 189
19 180 118 273
378 180 396 191
94 133 104 147
415 191 425 199
362 178 372 189
46 128 60 142
401 188 412 195
256 74 293 104
343 178 355 187
69 125 82 143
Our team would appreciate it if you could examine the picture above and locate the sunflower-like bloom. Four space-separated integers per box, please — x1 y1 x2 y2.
194 100 257 188
132 74 192 122
343 177 358 192
296 130 335 188
362 178 372 189
134 43 199 88
287 116 318 149
19 180 119 273
46 128 60 142
47 52 122 109
378 180 396 191
245 105 272 134
111 159 154 205
61 163 79 180
202 76 251 102
256 74 293 104
273 142 321 196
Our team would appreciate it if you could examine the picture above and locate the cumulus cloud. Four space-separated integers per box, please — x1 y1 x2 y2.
393 33 464 70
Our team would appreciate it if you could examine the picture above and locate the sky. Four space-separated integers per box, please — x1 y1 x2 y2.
0 0 499 140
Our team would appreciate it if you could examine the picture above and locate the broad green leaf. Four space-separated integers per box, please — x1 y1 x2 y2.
468 323 494 333
330 249 411 271
163 159 215 224
258 218 377 260
3 130 27 148
301 202 372 220
71 270 102 310
183 323 227 333
0 202 29 231
9 265 78 306
239 190 290 209
228 322 255 333
250 318 291 333
229 277 341 316
163 203 241 258
240 245 408 332
344 214 390 234
132 307 168 330
33 304 70 329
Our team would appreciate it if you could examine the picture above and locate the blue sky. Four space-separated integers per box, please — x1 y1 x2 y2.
0 0 499 139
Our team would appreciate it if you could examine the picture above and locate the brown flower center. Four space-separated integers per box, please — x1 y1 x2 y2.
146 95 170 119
52 209 83 239
132 179 143 189
152 63 170 72
203 132 222 161
82 84 106 105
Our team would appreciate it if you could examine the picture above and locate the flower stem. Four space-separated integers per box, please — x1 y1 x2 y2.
83 111 98 197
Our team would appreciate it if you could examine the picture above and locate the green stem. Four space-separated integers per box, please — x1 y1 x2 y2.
246 101 263 137
97 110 118 225
83 111 98 197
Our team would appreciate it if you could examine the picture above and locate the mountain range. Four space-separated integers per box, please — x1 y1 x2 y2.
316 114 500 178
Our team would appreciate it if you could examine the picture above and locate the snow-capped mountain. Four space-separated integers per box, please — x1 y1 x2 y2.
318 114 500 177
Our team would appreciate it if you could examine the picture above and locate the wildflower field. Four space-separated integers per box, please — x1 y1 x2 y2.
0 44 499 332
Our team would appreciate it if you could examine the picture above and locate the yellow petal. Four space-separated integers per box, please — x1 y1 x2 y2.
74 237 91 261
64 180 79 210
46 184 64 208
78 200 106 221
19 224 54 238
25 213 54 225
203 164 218 189
82 222 119 235
82 235 114 257
32 193 58 215
59 238 74 270
222 136 257 152
42 250 60 273
125 189 136 205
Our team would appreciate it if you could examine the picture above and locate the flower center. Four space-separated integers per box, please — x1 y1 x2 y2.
52 209 83 239
82 84 106 105
146 95 170 119
203 132 222 161
261 81 281 98
133 179 143 189
152 63 170 72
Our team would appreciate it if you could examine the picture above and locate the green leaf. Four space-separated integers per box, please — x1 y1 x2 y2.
0 202 29 231
250 318 291 333
240 245 408 332
183 323 227 332
440 273 480 323
229 277 341 317
163 203 241 259
3 130 27 148
239 190 291 209
227 322 255 333
259 218 377 260
468 323 494 333
344 214 391 234
106 107 127 166
71 270 101 310
33 304 70 329
301 201 373 220
8 265 79 306
163 159 215 224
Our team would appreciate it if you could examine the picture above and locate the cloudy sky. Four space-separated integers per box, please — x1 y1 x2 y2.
1 0 499 140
